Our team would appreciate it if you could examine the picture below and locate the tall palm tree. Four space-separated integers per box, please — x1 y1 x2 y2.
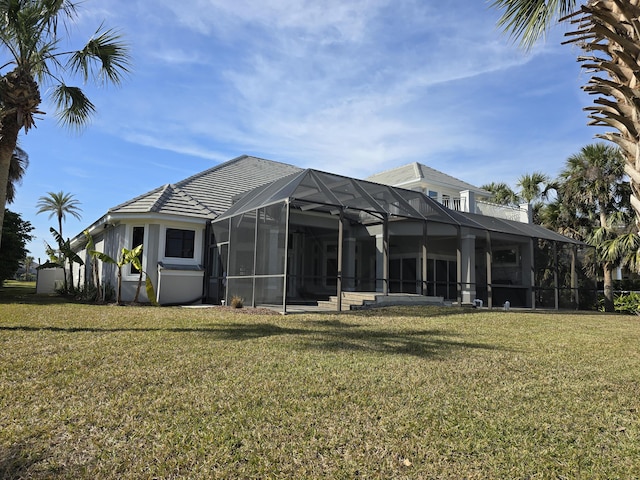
557 143 628 311
492 0 640 226
480 181 519 206
0 0 130 247
6 147 28 204
23 254 34 280
36 191 82 241
516 172 551 204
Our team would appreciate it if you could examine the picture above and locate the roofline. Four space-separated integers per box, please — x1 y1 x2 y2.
70 212 210 249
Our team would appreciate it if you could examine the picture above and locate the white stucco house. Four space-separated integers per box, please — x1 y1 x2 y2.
69 155 584 311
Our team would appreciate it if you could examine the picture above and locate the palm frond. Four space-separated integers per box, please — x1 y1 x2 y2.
51 83 96 129
492 0 577 50
68 25 131 85
6 146 29 204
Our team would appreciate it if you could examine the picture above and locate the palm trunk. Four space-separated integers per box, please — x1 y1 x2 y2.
134 269 143 303
0 119 20 249
0 68 41 247
603 262 614 312
566 1 640 224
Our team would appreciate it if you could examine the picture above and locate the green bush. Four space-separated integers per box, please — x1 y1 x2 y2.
613 291 640 315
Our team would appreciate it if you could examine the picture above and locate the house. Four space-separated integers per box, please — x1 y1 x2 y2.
70 155 584 311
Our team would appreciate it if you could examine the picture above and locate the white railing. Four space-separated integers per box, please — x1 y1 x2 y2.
441 197 464 211
475 200 527 222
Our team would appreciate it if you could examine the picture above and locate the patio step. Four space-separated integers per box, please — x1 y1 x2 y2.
316 292 445 311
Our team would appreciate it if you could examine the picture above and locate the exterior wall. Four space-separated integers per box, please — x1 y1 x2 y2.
36 268 65 294
156 267 205 305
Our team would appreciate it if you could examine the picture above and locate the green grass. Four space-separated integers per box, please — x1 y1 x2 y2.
0 287 639 478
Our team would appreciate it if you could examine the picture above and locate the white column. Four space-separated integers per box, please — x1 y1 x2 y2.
460 233 476 304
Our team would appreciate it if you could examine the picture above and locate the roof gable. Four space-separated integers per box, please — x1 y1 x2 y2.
366 162 490 196
109 155 302 218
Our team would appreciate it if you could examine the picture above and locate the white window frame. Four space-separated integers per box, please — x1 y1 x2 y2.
123 224 148 281
159 224 204 266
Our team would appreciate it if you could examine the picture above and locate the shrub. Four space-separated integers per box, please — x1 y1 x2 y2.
613 291 640 315
230 295 244 309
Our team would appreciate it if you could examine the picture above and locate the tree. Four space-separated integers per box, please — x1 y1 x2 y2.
89 245 158 306
516 172 552 204
480 181 519 206
555 143 629 311
6 147 28 204
22 254 34 280
492 0 640 226
0 209 34 285
50 226 83 294
0 0 130 247
36 191 82 241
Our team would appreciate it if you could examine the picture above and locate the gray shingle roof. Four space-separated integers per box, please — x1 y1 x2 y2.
366 162 490 196
109 155 302 218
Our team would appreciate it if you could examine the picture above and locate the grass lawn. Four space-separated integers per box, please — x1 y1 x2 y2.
1 284 639 478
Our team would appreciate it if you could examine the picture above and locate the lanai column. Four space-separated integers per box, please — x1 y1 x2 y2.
571 244 579 309
421 221 428 295
456 227 462 306
486 231 493 309
553 241 559 310
375 216 389 295
530 238 536 310
521 238 534 309
337 209 344 312
460 232 476 304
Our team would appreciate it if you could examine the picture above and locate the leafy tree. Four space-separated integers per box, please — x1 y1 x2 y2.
0 0 130 246
0 209 34 285
6 147 28 204
492 0 640 225
36 191 82 242
90 245 157 305
50 226 83 294
83 229 101 300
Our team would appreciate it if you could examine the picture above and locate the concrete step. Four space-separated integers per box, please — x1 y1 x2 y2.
316 292 446 311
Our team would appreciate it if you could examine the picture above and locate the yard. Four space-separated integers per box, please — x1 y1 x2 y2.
0 281 638 478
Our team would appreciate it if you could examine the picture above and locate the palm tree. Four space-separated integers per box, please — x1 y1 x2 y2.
36 191 82 240
6 147 28 204
556 143 629 311
492 0 640 225
36 191 82 293
480 182 519 206
516 172 551 204
0 0 130 247
23 254 34 280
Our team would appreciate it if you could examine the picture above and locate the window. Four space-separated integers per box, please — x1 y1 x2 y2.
165 228 195 258
130 226 144 274
428 190 438 199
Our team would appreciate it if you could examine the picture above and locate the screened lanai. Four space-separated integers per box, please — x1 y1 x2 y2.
207 169 585 313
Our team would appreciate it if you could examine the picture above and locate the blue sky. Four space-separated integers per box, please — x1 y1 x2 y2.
10 0 602 262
